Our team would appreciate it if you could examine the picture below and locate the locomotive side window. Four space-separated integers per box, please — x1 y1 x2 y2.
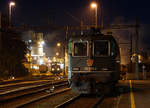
73 42 87 56
94 40 109 56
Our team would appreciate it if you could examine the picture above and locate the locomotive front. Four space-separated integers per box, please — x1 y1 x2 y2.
68 32 120 94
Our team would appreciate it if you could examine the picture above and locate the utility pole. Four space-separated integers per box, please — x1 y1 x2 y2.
135 17 139 80
80 20 83 35
100 0 103 29
64 26 69 76
130 33 133 73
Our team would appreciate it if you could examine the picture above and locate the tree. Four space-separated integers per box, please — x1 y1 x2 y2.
0 29 28 79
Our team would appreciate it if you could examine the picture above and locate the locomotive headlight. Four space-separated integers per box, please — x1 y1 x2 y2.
116 60 120 63
52 68 55 71
72 67 80 71
89 67 96 71
83 67 89 71
101 68 109 71
81 67 96 71
57 68 60 71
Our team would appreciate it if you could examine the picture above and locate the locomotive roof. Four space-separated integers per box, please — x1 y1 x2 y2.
69 33 116 41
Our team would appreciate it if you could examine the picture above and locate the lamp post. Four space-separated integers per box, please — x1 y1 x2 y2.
9 1 15 27
91 2 97 28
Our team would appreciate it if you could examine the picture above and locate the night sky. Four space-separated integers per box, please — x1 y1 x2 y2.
0 0 150 56
0 0 150 26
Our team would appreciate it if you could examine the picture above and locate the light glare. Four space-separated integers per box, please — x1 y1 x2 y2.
57 43 61 47
91 2 97 8
10 2 15 6
41 41 45 45
56 52 59 56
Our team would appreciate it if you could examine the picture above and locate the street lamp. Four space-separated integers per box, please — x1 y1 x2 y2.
91 2 97 28
57 42 61 47
9 1 15 27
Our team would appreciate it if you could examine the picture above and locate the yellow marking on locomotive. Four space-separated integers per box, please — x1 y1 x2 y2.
129 80 136 108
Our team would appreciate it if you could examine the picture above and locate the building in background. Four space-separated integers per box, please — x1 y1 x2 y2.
24 32 49 75
31 33 46 65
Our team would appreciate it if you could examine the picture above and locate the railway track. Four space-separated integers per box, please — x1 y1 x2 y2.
16 88 71 108
0 80 69 108
0 77 67 92
55 94 105 108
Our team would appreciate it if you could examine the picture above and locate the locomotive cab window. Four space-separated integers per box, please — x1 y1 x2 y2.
94 40 110 56
73 42 87 56
110 40 117 57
